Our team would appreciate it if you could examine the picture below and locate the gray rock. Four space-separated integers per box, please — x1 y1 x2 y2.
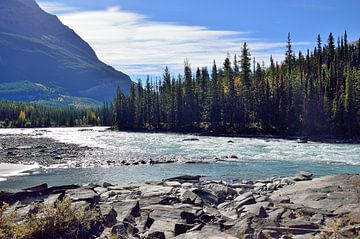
142 216 155 232
181 183 193 189
203 183 237 202
43 193 62 206
100 190 117 199
285 221 319 230
234 192 254 202
180 211 196 224
240 203 270 218
176 224 238 239
255 196 268 202
271 196 291 204
139 185 173 197
292 234 317 239
112 200 140 221
123 220 139 236
174 223 195 236
166 175 202 183
148 231 166 239
71 200 91 210
229 217 254 237
111 223 128 237
272 175 360 213
310 214 324 225
66 188 100 204
235 195 256 210
163 181 182 187
103 182 114 188
158 196 181 205
253 182 266 188
228 183 254 189
192 188 219 205
94 187 108 195
99 204 118 228
129 201 141 218
182 138 200 142
258 229 279 239
12 204 33 221
263 226 320 235
293 171 313 181
182 190 202 206
199 213 215 224
147 204 201 237
268 208 286 225
258 206 268 218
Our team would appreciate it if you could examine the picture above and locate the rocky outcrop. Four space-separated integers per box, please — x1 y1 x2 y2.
1 173 360 238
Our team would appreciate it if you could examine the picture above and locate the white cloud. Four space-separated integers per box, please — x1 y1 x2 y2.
38 2 78 14
38 2 311 79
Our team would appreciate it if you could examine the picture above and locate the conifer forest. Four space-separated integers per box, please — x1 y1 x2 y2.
113 33 360 137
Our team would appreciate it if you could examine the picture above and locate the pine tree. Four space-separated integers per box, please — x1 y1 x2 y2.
209 61 221 129
240 42 251 123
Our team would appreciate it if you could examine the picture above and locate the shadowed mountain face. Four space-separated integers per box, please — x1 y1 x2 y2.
0 0 131 103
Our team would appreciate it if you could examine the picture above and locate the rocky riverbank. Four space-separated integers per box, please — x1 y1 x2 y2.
1 172 359 239
0 134 92 166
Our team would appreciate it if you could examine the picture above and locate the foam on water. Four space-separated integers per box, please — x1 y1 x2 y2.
0 163 40 181
1 127 360 166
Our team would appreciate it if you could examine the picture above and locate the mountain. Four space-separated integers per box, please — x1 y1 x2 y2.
0 0 131 103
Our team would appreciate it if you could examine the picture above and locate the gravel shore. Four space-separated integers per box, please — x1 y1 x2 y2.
0 134 91 166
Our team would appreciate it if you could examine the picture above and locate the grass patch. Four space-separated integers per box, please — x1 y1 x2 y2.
0 198 101 239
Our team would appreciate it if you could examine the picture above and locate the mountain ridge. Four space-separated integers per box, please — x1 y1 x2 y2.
0 0 131 103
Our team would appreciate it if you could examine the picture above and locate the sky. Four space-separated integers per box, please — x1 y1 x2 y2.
37 0 360 81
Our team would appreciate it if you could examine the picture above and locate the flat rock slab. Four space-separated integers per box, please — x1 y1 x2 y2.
175 224 238 239
66 188 99 204
271 174 360 213
139 185 174 197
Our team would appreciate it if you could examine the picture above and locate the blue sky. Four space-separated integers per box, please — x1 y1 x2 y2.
38 0 360 80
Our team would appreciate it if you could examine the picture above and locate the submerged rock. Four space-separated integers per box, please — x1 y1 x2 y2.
293 171 313 181
166 175 202 183
182 138 200 142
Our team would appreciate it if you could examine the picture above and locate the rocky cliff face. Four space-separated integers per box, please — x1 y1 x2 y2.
0 0 131 102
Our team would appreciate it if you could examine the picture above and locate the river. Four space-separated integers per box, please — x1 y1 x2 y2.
0 127 359 189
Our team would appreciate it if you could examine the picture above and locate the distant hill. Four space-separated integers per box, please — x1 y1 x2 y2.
0 0 131 104
0 81 102 108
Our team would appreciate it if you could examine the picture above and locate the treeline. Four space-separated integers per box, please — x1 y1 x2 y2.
0 101 113 128
114 32 360 137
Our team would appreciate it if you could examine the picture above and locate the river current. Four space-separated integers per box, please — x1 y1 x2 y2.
0 127 359 189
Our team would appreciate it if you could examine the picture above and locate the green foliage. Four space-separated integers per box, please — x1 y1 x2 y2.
0 198 100 239
113 32 360 137
0 101 111 128
0 81 102 108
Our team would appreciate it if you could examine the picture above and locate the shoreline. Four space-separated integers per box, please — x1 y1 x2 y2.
1 172 359 238
0 125 359 144
108 127 360 144
0 163 40 181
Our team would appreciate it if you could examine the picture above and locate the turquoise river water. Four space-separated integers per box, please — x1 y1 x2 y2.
0 127 359 189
